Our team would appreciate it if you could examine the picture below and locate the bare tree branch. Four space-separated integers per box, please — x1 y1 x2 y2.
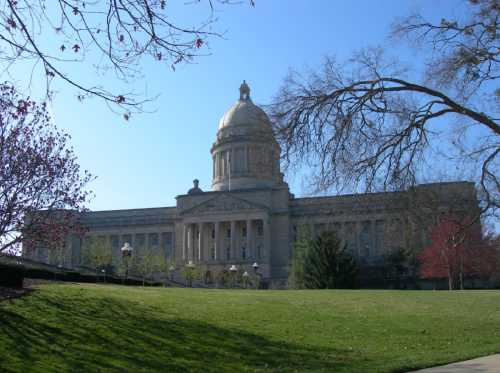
0 0 253 117
270 2 500 221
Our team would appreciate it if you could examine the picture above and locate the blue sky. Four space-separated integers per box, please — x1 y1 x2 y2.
41 0 468 211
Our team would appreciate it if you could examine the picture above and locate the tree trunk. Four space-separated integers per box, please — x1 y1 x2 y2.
459 255 464 290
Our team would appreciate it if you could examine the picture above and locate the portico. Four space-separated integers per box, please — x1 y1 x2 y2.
181 217 268 263
176 187 274 275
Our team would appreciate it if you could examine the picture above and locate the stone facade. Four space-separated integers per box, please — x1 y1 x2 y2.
24 82 480 281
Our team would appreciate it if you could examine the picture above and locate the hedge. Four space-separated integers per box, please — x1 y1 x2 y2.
0 264 24 288
0 263 163 288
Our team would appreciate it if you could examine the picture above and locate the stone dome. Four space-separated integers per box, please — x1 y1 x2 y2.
218 97 272 132
211 81 284 192
216 80 273 140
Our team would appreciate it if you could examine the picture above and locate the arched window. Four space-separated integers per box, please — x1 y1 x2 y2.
242 246 246 260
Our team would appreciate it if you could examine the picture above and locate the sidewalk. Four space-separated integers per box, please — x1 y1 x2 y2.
412 354 500 372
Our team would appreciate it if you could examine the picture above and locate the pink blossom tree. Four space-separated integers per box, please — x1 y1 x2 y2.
0 83 92 256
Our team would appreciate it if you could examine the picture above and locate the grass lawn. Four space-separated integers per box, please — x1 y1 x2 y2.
0 284 499 372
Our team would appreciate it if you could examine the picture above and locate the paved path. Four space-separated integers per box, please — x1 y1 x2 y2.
412 354 500 372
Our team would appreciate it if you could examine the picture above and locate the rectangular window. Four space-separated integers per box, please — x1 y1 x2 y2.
135 234 145 249
110 235 120 263
226 247 231 260
122 234 132 246
257 221 264 236
110 235 119 249
149 233 159 248
226 228 231 239
37 246 48 263
242 227 247 238
161 232 173 258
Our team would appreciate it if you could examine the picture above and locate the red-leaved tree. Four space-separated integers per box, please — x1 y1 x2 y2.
0 83 93 256
418 216 497 290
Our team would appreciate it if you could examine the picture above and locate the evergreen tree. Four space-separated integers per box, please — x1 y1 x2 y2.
303 231 358 289
288 225 312 289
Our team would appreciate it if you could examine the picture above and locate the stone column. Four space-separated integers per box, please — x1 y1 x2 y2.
198 222 204 261
309 221 315 238
187 224 194 260
340 223 346 249
263 217 271 261
212 156 215 180
217 153 221 179
230 220 236 261
244 145 249 173
205 225 210 261
246 219 252 260
214 221 220 262
132 234 137 251
120 235 126 251
182 224 187 260
355 221 361 258
371 219 377 257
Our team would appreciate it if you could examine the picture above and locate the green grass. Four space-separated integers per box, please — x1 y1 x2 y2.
1 285 499 372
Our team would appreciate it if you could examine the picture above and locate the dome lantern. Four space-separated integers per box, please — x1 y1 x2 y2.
239 80 251 101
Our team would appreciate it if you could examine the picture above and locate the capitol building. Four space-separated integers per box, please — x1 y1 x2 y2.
26 82 477 281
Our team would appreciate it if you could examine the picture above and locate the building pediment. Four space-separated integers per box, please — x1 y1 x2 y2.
180 193 268 216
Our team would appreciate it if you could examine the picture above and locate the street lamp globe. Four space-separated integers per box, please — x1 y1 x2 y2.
121 242 133 257
229 264 238 273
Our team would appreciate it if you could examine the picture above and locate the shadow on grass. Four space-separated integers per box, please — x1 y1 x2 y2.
0 291 356 372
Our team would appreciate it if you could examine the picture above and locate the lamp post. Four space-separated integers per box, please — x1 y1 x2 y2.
55 263 63 281
252 262 260 289
242 271 250 289
185 260 196 288
229 264 238 288
101 268 106 283
168 265 176 282
120 242 133 283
